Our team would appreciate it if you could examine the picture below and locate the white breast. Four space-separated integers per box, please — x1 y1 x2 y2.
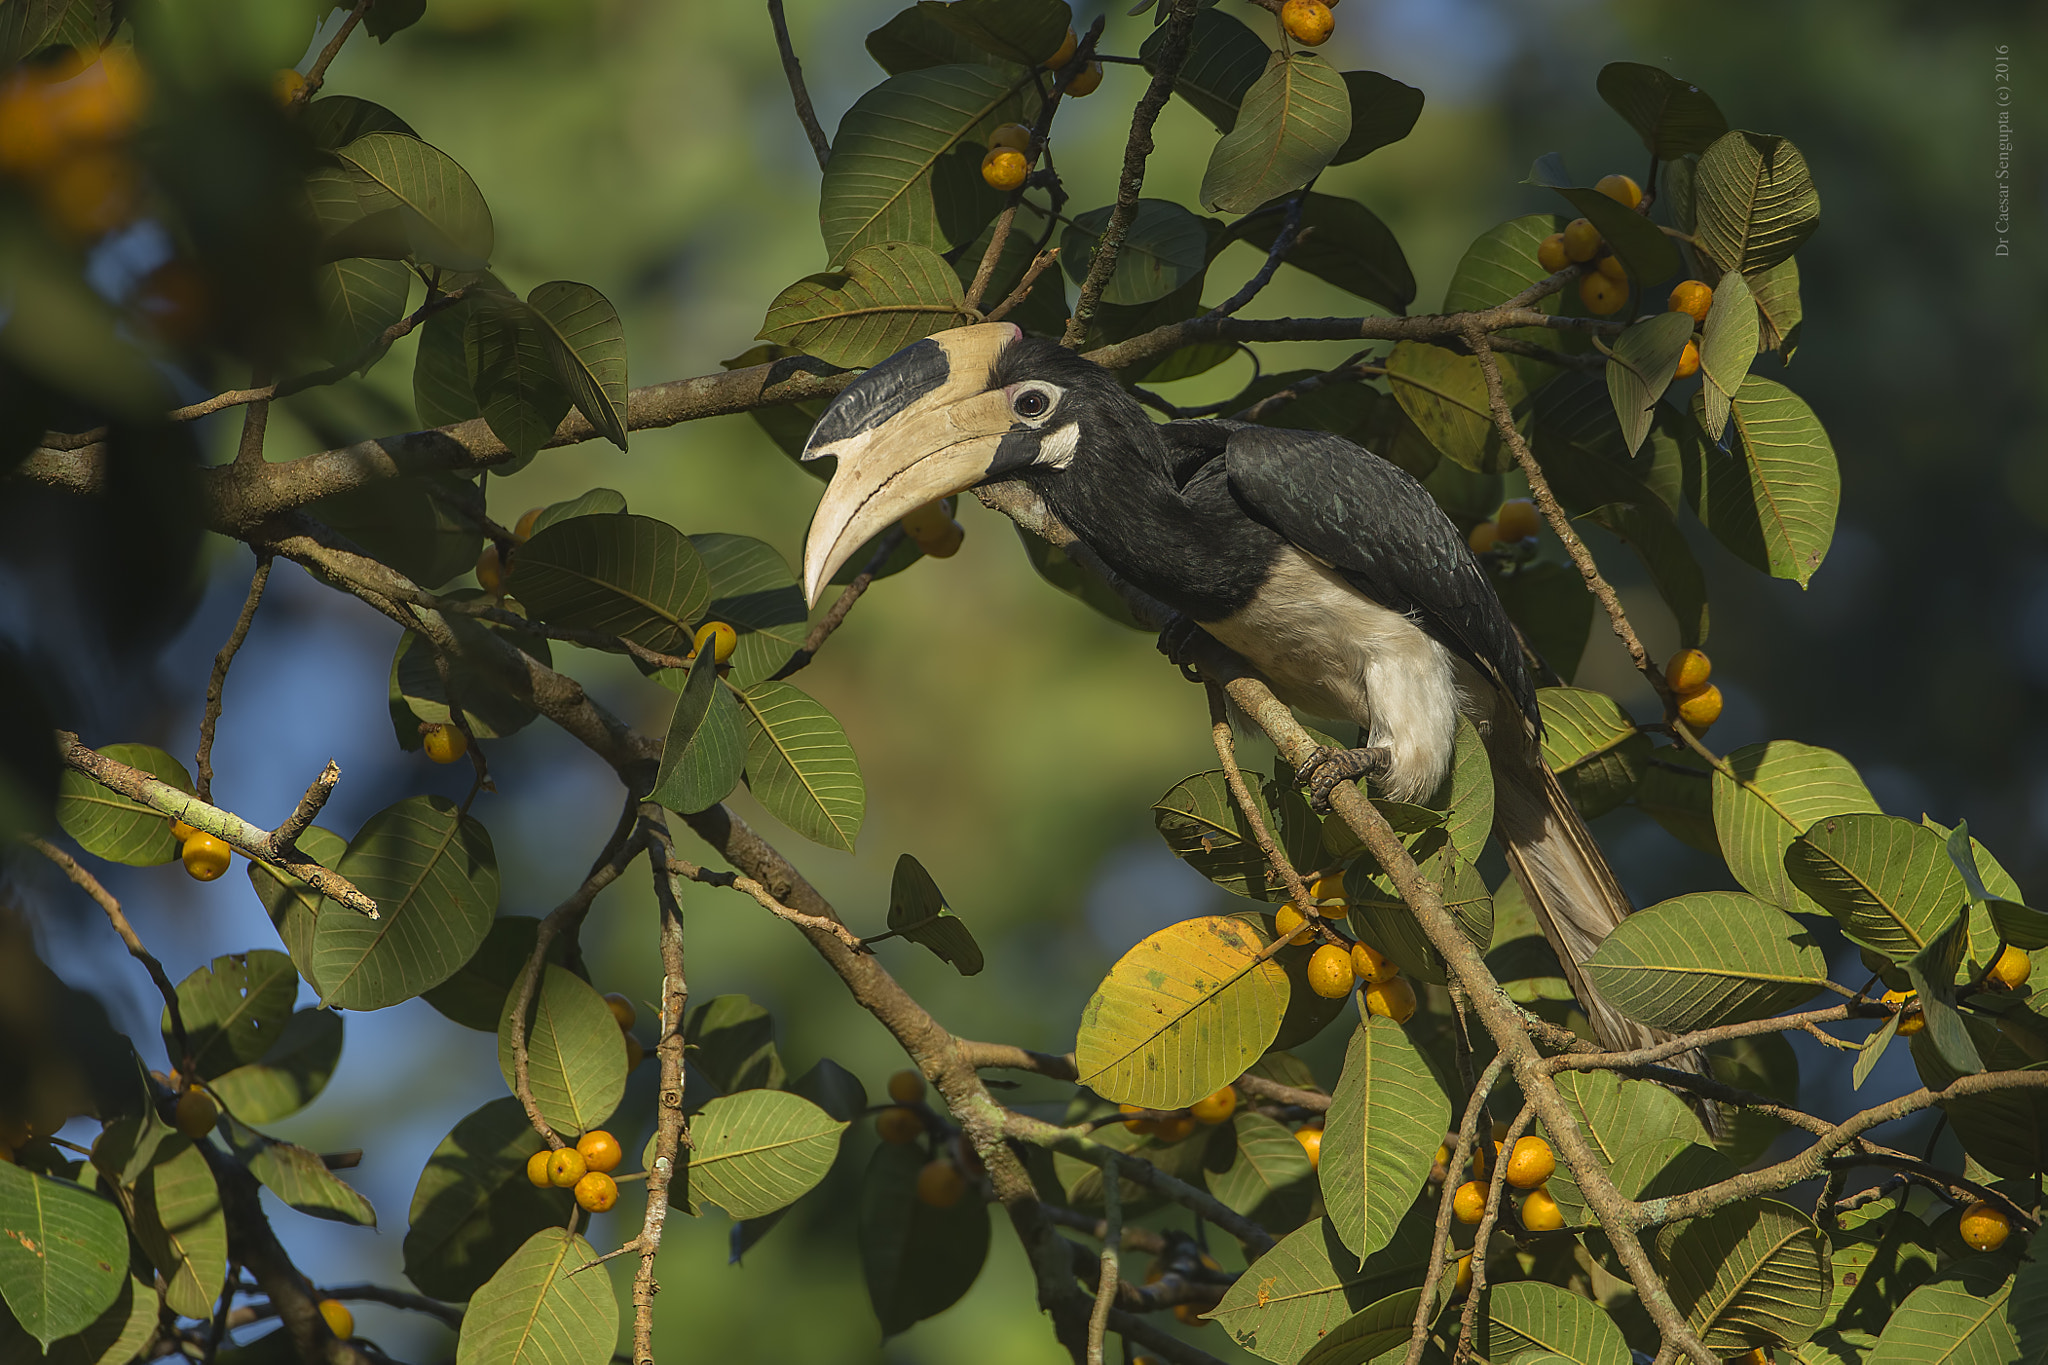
1199 546 1471 803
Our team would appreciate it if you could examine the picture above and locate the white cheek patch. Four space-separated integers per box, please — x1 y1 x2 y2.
1037 421 1080 469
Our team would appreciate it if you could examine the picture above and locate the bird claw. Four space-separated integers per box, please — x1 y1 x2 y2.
1155 615 1203 667
1296 745 1392 814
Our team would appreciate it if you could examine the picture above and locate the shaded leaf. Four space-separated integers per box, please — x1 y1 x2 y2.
513 513 710 656
1232 193 1413 314
736 680 865 852
413 299 477 426
303 95 417 151
1320 1016 1450 1263
533 487 628 533
1297 1288 1424 1365
404 1097 569 1302
687 532 810 687
1657 1199 1832 1350
1076 914 1289 1110
652 659 746 817
1331 71 1424 166
1867 1259 2016 1365
222 1118 375 1227
314 795 499 1010
1605 311 1695 456
1940 1059 2048 1179
1154 768 1320 903
1750 256 1803 358
866 6 1018 74
1689 376 1839 588
1537 687 1649 820
455 1228 616 1365
0 1271 154 1365
1583 891 1832 1031
313 256 410 369
1200 51 1350 214
311 469 482 589
1495 561 1593 681
915 0 1070 68
1526 152 1680 284
208 1008 343 1124
248 826 345 992
686 996 785 1095
859 1141 989 1336
164 950 298 1081
1481 1279 1632 1365
1597 62 1728 158
888 853 983 975
1140 9 1266 133
1209 1209 1434 1362
467 291 573 464
420 915 567 1032
336 132 494 268
132 1138 226 1320
1060 200 1212 307
528 280 628 450
391 603 554 742
496 964 627 1137
759 241 973 369
1205 1111 1316 1229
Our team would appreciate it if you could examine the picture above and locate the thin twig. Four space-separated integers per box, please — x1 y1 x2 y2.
1203 196 1306 320
196 556 272 802
317 1284 464 1329
1404 1053 1506 1365
630 809 691 1365
1206 680 1315 911
1086 1155 1121 1365
57 734 379 918
966 204 1022 315
665 855 862 947
986 248 1061 325
27 837 190 1065
1230 355 1379 423
766 0 831 170
769 529 904 681
273 761 341 854
1455 1102 1535 1362
292 0 370 107
1061 1 1196 347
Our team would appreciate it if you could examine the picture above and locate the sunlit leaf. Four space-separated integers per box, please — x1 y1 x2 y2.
1712 741 1879 917
1697 269 1757 441
675 1090 846 1220
1605 311 1695 455
404 1098 570 1302
1785 813 1967 961
1689 376 1839 588
760 242 973 369
1076 914 1289 1110
1209 1209 1434 1363
1199 51 1350 214
1657 1199 1832 1350
1694 130 1820 276
1296 1288 1424 1365
1320 1016 1450 1263
687 533 809 687
132 1138 226 1320
1538 687 1649 820
0 1161 127 1349
859 1142 989 1336
1480 1280 1632 1365
455 1228 617 1365
163 950 298 1081
1867 1259 2016 1364
651 657 746 817
248 826 345 991
221 1117 375 1227
54 742 190 866
496 964 627 1137
1583 892 1832 1031
737 680 865 852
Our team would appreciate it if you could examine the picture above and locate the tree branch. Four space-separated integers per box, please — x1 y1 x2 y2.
56 734 379 918
25 836 190 1066
1085 1155 1120 1365
628 808 690 1365
292 0 371 108
195 555 271 803
766 0 831 171
1404 1053 1505 1365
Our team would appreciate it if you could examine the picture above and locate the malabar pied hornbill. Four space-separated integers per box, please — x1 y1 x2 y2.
798 322 1681 1071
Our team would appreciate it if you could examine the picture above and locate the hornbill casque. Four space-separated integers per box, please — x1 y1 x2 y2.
798 321 1692 1079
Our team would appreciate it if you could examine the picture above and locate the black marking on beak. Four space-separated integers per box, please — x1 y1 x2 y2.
803 338 949 457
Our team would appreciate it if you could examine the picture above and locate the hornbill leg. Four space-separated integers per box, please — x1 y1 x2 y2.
1155 615 1205 682
1297 745 1393 814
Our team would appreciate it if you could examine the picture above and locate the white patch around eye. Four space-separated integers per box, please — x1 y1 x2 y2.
1036 421 1080 469
1010 381 1065 426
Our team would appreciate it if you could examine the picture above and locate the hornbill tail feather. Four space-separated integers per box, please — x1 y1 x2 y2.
1491 748 1722 1135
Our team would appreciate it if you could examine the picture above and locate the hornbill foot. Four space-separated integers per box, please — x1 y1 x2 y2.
1297 745 1392 814
1155 616 1205 681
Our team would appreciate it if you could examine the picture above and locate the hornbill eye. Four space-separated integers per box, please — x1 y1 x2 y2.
1010 384 1057 421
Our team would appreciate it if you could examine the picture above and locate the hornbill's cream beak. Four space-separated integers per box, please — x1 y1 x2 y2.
800 322 1026 606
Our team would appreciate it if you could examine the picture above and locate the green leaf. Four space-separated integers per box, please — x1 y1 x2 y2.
760 242 972 370
1697 269 1757 441
1903 916 1980 1077
1495 561 1593 681
1537 687 1650 820
1060 200 1212 307
1331 71 1424 166
1583 892 1832 1031
208 1008 343 1124
1939 1060 2048 1179
0 1161 127 1350
421 915 564 1032
132 1138 227 1320
686 995 785 1095
496 964 627 1137
313 795 499 1011
311 469 483 589
688 533 810 687
533 487 628 533
1141 9 1266 132
1346 840 1491 986
1694 130 1820 276
1605 311 1696 455
313 257 411 369
164 950 299 1080
1231 193 1414 313
676 1090 846 1220
1480 1279 1633 1365
1854 1010 1901 1092
736 680 866 852
1205 1111 1316 1229
0 1272 155 1365
1635 748 1718 852
1154 768 1320 903
303 95 418 151
859 1141 989 1336
248 825 346 991
404 1098 570 1302
1209 1210 1434 1362
1945 824 2048 949
54 742 191 866
513 513 711 656
413 299 477 426
467 292 573 464
1712 741 1879 917
887 853 983 975
1597 62 1727 158
651 661 746 816
1297 1288 1425 1365
1076 913 1290 1110
915 0 1069 67
820 63 1036 261
221 1118 375 1227
455 1228 617 1365
0 0 67 67
1540 1069 1709 1225
1689 376 1839 588
1867 1259 2016 1365
1320 1016 1451 1263
391 604 554 742
1199 51 1351 215
1785 813 1968 961
1526 152 1680 285
1657 1199 1832 1350
866 6 1011 73
1750 256 1803 357
527 280 628 451
1712 1032 1800 1166
335 132 495 268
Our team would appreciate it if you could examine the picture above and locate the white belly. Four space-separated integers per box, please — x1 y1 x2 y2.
1199 546 1468 803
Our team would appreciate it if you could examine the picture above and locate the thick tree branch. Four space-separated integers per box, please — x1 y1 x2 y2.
57 734 378 918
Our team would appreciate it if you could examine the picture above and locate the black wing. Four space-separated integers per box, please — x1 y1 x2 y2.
1190 421 1538 728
